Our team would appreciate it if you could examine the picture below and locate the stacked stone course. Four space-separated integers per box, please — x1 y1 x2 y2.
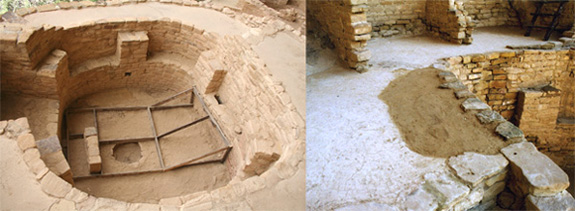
463 0 518 27
425 0 474 44
444 49 575 169
425 69 575 210
1 1 305 210
307 0 372 71
366 0 426 37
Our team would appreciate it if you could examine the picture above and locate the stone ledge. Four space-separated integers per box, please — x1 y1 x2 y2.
501 142 570 196
447 152 508 187
526 190 575 211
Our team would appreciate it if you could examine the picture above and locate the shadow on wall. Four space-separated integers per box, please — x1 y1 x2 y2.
379 68 512 158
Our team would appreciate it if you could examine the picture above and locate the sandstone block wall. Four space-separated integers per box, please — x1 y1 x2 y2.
425 0 474 44
190 35 304 179
307 0 372 71
433 68 574 210
366 0 426 37
512 0 574 31
1 3 305 209
463 0 518 27
445 49 575 168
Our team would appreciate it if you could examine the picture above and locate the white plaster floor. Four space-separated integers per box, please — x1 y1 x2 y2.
306 27 557 210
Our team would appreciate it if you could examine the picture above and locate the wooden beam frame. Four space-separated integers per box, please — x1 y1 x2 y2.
67 86 233 179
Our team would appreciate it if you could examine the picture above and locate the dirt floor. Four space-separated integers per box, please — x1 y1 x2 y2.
66 88 230 203
380 68 511 158
1 93 59 140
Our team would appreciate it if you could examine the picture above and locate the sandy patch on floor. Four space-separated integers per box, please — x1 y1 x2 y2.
380 68 511 157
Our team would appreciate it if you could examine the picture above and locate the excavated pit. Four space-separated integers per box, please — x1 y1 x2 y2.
0 3 306 205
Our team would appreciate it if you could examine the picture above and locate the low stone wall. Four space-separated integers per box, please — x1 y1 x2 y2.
366 0 426 38
443 49 575 169
463 0 518 27
406 68 575 210
307 0 372 71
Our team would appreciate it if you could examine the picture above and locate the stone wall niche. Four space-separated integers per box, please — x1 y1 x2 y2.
516 85 561 147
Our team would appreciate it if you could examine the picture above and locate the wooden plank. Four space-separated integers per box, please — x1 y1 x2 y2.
99 137 155 144
67 106 148 113
152 87 195 106
68 104 194 113
150 104 194 111
147 107 165 168
163 147 229 171
192 86 232 147
73 168 165 179
157 116 209 139
221 146 233 163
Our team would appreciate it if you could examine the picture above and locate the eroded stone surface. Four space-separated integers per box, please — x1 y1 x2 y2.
36 136 62 154
526 190 575 211
452 186 483 211
438 71 457 83
448 152 508 187
439 81 467 90
40 171 72 198
423 173 470 208
65 188 89 203
83 127 97 138
461 98 490 111
403 187 438 211
335 202 399 211
501 142 570 196
475 110 505 124
17 133 36 151
496 122 524 141
49 199 76 211
455 90 475 99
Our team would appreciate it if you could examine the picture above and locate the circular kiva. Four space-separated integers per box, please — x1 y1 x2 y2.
0 1 305 210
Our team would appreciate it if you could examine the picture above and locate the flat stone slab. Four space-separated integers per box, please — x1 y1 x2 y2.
455 90 475 99
461 98 490 111
439 81 467 91
335 202 399 211
404 188 438 211
448 152 509 187
423 173 470 208
501 142 570 196
36 136 62 155
475 110 506 124
438 71 457 83
526 190 575 211
495 122 524 141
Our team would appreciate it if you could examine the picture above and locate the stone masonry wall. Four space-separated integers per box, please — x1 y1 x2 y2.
432 69 574 210
366 0 426 38
401 69 574 210
425 0 474 44
462 0 518 27
445 49 575 168
512 0 575 31
1 2 305 209
307 0 372 71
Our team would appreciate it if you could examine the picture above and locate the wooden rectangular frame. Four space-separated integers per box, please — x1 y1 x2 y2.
66 86 233 179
